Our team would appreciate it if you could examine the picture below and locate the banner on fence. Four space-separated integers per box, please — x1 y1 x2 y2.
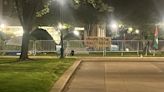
85 37 111 50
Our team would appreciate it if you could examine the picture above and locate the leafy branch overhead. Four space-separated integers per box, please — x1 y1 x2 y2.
36 5 50 17
36 0 52 17
36 0 113 18
73 0 113 12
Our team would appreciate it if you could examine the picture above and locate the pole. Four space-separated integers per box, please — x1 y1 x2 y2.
0 0 3 23
59 0 64 58
137 41 139 56
153 50 156 56
60 31 64 58
123 33 125 51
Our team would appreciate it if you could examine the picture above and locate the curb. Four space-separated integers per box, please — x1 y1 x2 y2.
50 60 81 92
81 57 164 62
0 56 78 59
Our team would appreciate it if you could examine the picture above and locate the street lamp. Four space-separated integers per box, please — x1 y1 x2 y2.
110 21 119 38
0 0 3 23
110 23 118 30
0 23 5 29
135 29 140 34
58 23 64 58
110 22 118 30
128 27 133 33
56 0 65 58
58 23 63 30
73 30 80 36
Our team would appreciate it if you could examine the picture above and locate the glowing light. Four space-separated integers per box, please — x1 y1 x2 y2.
125 48 129 52
74 27 85 31
58 23 63 30
135 29 140 34
128 27 133 33
118 24 123 28
110 23 118 30
73 30 80 36
62 25 67 29
58 23 67 30
128 27 133 31
0 24 5 29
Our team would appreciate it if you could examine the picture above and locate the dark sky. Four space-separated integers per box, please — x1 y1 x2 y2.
153 0 164 16
2 0 164 26
109 0 164 25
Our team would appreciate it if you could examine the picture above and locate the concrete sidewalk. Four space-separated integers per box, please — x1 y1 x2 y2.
63 61 164 92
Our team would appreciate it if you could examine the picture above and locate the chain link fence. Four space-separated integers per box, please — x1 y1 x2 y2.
0 40 163 56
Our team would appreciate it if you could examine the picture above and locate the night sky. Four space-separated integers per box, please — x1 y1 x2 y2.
109 0 164 25
2 0 164 26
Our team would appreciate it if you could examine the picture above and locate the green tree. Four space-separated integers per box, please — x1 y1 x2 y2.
15 0 42 60
73 0 113 36
34 0 113 58
14 0 112 60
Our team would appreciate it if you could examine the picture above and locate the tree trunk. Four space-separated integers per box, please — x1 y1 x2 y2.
19 30 30 61
60 31 64 59
15 0 39 61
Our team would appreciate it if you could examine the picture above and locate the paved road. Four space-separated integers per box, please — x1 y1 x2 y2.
63 61 164 92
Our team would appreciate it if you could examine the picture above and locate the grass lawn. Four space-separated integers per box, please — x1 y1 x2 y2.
0 58 76 92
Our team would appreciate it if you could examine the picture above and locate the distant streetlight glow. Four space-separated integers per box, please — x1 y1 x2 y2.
125 48 129 52
0 23 5 29
58 23 67 30
73 30 80 36
110 22 118 30
128 27 133 31
58 23 63 30
118 24 123 28
128 27 133 33
74 27 85 31
135 29 140 34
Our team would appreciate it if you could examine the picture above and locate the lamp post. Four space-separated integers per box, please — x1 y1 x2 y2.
110 21 118 38
58 23 64 58
123 32 126 51
0 0 2 22
60 30 64 58
123 27 133 51
57 0 64 58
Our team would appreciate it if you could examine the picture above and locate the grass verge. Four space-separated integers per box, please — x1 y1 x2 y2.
0 58 76 92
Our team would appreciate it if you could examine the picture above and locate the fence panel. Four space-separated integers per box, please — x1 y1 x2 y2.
35 40 56 53
124 40 139 51
0 40 164 56
159 40 164 51
109 40 123 51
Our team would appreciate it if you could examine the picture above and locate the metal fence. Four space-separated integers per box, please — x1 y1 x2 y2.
0 40 164 56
